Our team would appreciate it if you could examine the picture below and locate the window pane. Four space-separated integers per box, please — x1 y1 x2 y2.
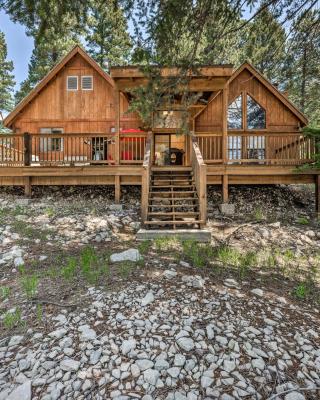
228 95 242 129
228 136 242 159
247 95 266 129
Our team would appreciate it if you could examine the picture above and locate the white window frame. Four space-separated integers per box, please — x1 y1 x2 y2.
67 76 78 91
39 128 64 152
81 75 93 91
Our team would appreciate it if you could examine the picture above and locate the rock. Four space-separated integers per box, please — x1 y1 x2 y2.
136 359 154 371
174 354 186 367
223 360 236 373
60 358 80 372
154 359 169 371
252 358 265 370
224 278 240 289
284 392 305 400
49 328 67 339
251 288 264 297
143 369 159 386
141 292 154 306
176 337 195 352
201 376 214 388
219 203 235 215
89 349 102 365
110 248 141 262
192 276 205 289
163 269 177 279
109 204 123 211
7 380 31 400
167 367 180 378
13 257 24 267
121 339 136 355
8 335 24 347
78 325 96 341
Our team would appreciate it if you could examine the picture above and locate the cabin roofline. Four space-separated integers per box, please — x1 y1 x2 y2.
4 45 115 129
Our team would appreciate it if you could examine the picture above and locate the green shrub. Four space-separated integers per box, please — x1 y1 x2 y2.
297 216 309 225
20 275 39 299
0 286 10 300
61 257 77 280
138 240 151 255
182 240 213 268
3 308 22 330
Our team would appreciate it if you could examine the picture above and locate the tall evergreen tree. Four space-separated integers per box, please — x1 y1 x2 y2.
86 0 132 70
15 20 80 104
0 30 15 122
285 10 320 126
237 9 287 82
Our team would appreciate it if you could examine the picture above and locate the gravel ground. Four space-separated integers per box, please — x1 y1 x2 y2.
0 184 319 400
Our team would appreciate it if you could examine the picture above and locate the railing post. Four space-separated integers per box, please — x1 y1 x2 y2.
115 89 120 164
141 132 152 223
24 132 31 166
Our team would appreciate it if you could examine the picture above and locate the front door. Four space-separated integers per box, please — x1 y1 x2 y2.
154 134 185 166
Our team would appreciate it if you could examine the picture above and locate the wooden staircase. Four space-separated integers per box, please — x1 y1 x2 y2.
144 167 204 229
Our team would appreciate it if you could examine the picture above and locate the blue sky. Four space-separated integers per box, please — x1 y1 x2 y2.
1 10 34 92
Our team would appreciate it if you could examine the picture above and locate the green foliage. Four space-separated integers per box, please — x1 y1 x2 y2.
20 274 39 298
36 303 43 323
293 283 309 299
118 261 134 279
0 30 15 118
253 207 265 222
154 236 179 252
297 216 310 225
86 0 132 70
182 240 213 268
45 207 55 218
2 308 22 330
61 257 77 280
0 286 10 300
216 245 241 266
138 240 152 255
299 126 320 169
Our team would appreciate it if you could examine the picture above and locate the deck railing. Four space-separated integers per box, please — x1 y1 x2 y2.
0 132 148 166
191 136 207 225
196 132 315 165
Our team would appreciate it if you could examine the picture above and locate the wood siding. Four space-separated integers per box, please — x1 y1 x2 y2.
12 53 141 134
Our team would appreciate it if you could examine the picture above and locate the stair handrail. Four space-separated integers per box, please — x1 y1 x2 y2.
141 131 152 222
191 135 207 226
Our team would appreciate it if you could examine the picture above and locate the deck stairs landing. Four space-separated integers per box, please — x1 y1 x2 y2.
144 167 204 229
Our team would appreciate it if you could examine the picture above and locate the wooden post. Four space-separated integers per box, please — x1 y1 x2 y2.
222 174 228 203
115 89 120 164
114 175 120 203
316 175 320 216
141 168 148 222
23 132 31 166
24 177 31 197
222 85 228 165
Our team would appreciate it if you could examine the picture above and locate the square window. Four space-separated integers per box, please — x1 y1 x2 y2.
82 76 93 90
67 76 78 91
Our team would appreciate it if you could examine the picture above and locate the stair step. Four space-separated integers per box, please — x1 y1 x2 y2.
148 204 198 208
150 191 197 195
144 220 204 226
151 186 195 190
149 197 198 202
148 212 199 217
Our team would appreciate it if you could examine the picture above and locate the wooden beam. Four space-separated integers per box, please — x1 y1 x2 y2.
222 174 228 203
114 175 120 203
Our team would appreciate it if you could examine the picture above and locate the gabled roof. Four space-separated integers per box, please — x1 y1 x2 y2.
4 45 115 128
229 62 308 125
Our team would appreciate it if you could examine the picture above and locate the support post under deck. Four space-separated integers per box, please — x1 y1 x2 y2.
222 174 229 203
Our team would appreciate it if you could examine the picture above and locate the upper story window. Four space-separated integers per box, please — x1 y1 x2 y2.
81 76 93 90
247 95 266 129
67 76 78 91
228 93 266 130
228 95 242 129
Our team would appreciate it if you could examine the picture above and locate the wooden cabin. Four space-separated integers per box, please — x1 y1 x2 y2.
2 45 318 228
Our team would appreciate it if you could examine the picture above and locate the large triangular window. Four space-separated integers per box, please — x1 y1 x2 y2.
228 94 242 129
247 95 266 129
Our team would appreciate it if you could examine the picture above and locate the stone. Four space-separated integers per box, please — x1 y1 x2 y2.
136 359 154 371
177 337 195 352
219 203 235 215
164 269 177 279
49 328 67 339
141 292 154 306
13 257 24 267
78 325 96 341
155 359 170 371
252 358 265 370
143 369 159 386
167 367 180 378
8 335 24 347
7 380 31 400
223 360 236 373
174 354 186 367
89 349 102 365
121 339 136 355
201 376 214 388
251 288 264 297
284 392 305 400
224 279 240 289
110 248 141 263
60 358 80 372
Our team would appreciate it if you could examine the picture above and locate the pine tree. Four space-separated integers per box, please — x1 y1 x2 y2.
285 10 320 126
0 30 15 122
86 0 132 70
237 9 287 82
15 22 80 104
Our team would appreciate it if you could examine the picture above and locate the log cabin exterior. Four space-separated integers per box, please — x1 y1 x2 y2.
2 45 318 228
